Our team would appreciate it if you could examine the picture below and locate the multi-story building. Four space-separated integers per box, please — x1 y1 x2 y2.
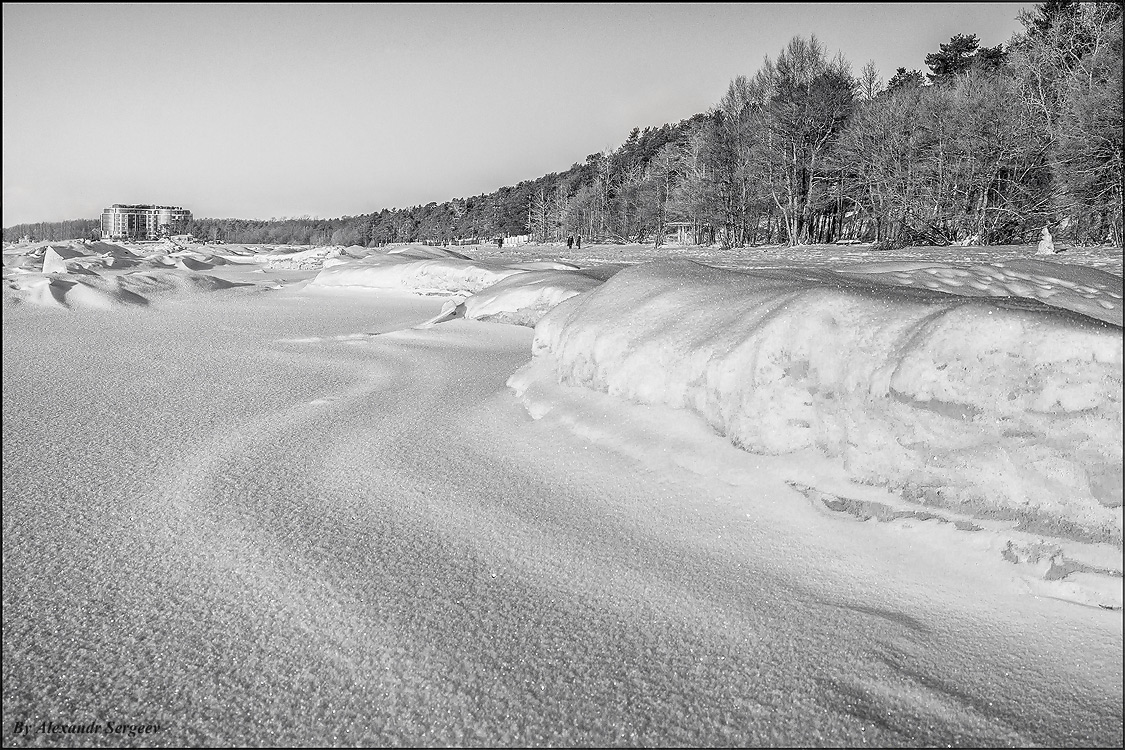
100 204 192 240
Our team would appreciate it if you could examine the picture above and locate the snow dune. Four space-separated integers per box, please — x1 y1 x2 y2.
303 245 635 325
509 260 1123 549
8 270 250 310
174 256 215 271
457 269 606 326
2 240 257 310
385 243 472 260
308 249 530 296
261 245 349 270
43 246 81 274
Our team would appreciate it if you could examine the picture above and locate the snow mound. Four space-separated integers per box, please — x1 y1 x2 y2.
5 275 147 310
217 245 257 256
99 253 145 269
505 260 583 271
42 247 72 274
215 252 261 264
455 270 604 326
174 256 215 271
839 258 1123 326
260 246 340 270
253 245 376 270
3 268 251 310
570 263 630 281
308 254 527 296
87 242 142 258
41 247 104 275
44 244 93 260
509 260 1123 545
111 269 249 297
384 244 471 260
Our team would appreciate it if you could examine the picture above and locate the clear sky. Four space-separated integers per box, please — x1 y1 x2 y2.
2 2 1034 226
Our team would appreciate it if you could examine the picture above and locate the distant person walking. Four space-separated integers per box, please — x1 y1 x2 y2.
567 236 574 249
496 237 503 249
576 236 581 249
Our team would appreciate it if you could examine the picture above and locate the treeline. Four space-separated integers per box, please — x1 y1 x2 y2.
6 2 1121 249
2 219 99 243
178 115 708 248
831 1 1124 248
565 0 1119 249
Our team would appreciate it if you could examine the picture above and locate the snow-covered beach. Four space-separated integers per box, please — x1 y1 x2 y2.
3 238 1122 746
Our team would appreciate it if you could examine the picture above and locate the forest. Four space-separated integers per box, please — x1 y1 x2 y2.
5 2 1121 249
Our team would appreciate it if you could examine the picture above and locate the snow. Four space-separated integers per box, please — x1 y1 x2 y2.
42 246 76 274
459 269 605 325
509 260 1122 551
471 240 1125 277
261 245 349 270
838 257 1123 326
307 251 528 296
1038 225 1055 255
3 241 253 310
415 268 610 328
385 243 472 260
2 237 1121 746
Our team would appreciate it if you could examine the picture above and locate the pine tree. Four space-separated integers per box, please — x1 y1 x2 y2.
925 34 983 83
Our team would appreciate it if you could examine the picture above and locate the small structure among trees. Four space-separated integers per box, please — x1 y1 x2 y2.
664 221 696 246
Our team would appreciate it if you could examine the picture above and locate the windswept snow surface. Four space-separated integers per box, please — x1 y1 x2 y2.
838 258 1123 327
471 239 1125 277
3 238 1122 746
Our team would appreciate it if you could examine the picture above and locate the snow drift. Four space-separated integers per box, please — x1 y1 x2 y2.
2 237 255 312
259 245 346 270
384 243 471 260
459 269 605 326
307 252 530 296
509 260 1123 546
